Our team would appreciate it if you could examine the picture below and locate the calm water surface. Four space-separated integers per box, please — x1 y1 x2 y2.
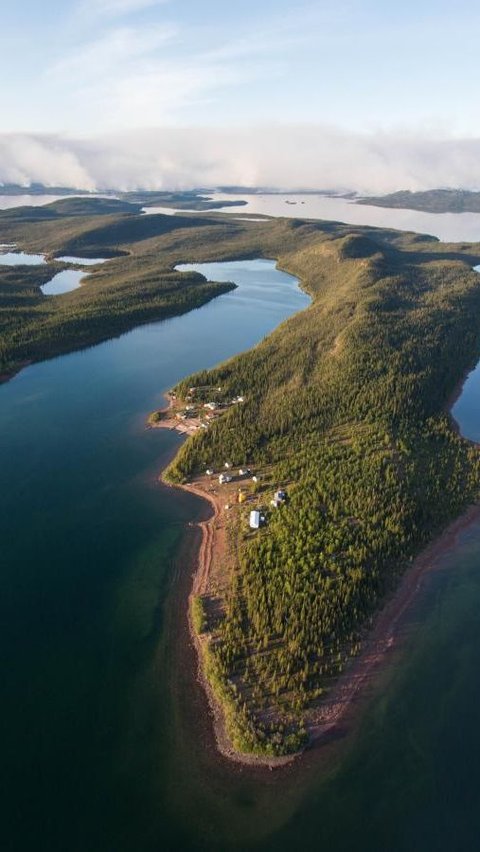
1 260 311 852
0 195 72 210
0 250 46 265
41 258 108 295
41 269 87 295
56 256 108 265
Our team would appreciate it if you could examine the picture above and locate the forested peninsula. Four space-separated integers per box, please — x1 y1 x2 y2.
358 189 480 214
162 224 480 758
3 198 480 759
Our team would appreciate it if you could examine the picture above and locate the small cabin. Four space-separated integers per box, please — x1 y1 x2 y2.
249 510 261 529
271 489 287 508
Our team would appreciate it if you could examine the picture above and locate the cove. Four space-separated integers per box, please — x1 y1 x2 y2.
0 259 309 852
40 257 108 296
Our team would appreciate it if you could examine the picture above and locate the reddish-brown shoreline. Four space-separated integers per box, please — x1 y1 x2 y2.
153 332 480 771
160 435 480 769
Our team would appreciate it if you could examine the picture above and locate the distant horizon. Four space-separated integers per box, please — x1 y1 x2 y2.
2 180 480 198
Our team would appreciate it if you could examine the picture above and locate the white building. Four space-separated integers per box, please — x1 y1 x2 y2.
249 510 261 529
273 489 287 505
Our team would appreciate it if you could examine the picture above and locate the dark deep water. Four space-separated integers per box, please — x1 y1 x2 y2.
4 258 480 851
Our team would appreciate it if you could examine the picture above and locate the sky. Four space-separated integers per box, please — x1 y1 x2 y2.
1 0 480 190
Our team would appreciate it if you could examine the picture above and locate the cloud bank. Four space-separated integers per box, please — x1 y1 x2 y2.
2 127 480 194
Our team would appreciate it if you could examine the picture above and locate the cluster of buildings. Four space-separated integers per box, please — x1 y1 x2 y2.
205 463 287 532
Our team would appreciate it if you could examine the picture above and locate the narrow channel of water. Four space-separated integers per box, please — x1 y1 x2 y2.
451 265 480 441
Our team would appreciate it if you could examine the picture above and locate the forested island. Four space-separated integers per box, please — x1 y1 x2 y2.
0 183 247 210
358 189 480 214
3 197 480 759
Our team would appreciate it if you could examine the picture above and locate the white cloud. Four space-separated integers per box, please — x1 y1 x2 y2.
2 126 480 195
48 25 177 80
0 134 96 190
75 0 169 22
41 17 269 132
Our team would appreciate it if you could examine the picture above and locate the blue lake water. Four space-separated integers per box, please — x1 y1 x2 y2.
40 258 108 295
41 268 87 295
0 250 46 265
0 260 309 851
56 256 108 265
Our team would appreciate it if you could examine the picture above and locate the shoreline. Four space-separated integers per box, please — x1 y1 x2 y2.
161 469 298 768
305 503 480 747
0 360 31 384
160 435 480 769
